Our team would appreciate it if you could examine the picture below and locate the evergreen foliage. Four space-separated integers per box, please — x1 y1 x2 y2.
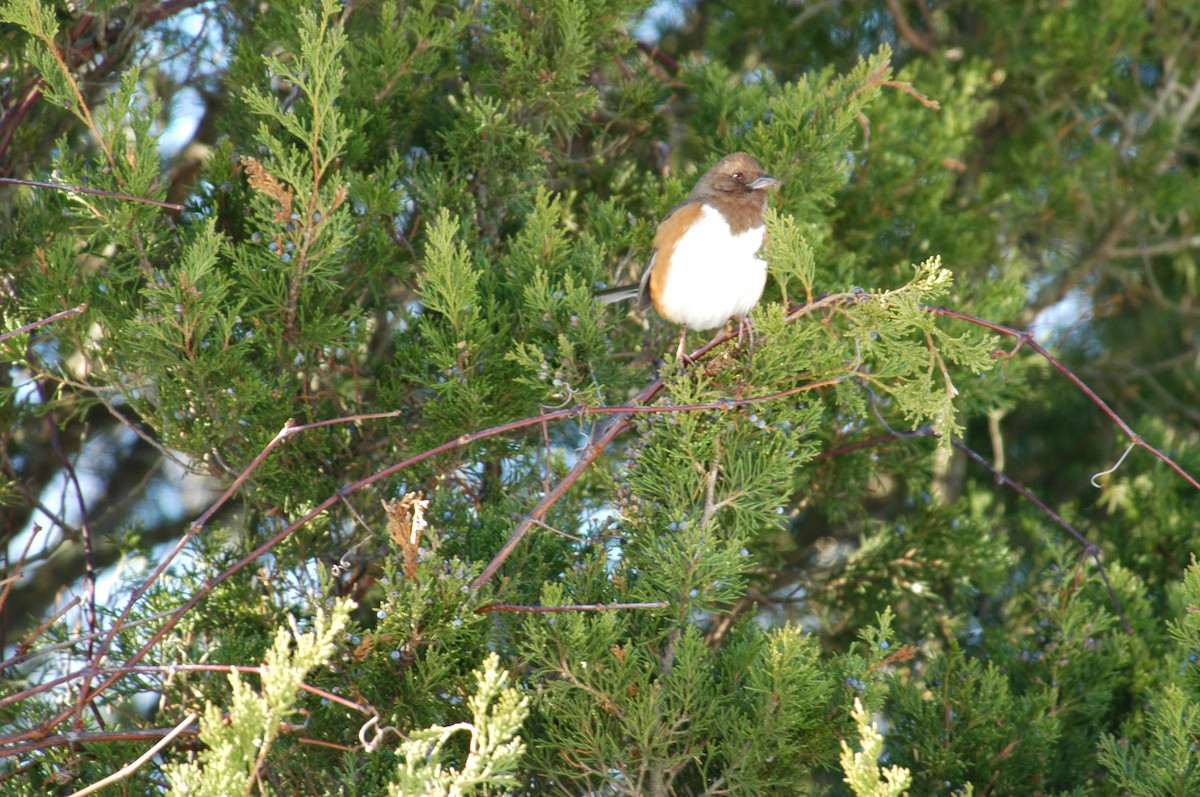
164 601 353 795
388 653 529 797
841 696 913 797
1 1 1198 795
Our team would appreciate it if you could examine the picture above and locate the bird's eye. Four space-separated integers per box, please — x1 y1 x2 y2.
732 172 745 182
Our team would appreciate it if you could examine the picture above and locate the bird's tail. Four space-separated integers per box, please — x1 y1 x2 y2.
595 284 640 304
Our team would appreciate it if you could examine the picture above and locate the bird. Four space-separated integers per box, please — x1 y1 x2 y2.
598 152 780 363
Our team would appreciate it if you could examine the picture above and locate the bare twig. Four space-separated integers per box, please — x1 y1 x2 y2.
93 665 374 715
1 723 200 760
885 0 937 56
476 602 669 614
468 379 842 592
0 0 207 165
7 291 1196 758
0 178 184 211
1109 233 1200 258
926 305 1200 492
950 438 1130 632
0 303 87 343
814 425 1131 633
64 712 198 797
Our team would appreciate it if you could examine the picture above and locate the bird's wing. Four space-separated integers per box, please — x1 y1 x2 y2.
636 252 657 309
640 202 706 308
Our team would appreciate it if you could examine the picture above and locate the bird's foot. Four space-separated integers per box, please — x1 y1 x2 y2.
734 314 756 355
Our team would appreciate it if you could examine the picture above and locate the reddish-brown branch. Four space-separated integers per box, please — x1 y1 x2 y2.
476 602 670 614
5 292 1195 757
950 439 1131 633
0 303 87 344
0 82 42 170
5 369 836 747
811 424 1131 633
468 371 843 591
926 305 1200 492
634 40 681 73
0 725 200 759
93 664 374 715
0 0 208 168
885 0 938 56
0 178 184 211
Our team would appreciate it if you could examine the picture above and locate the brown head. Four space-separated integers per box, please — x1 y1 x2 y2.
686 152 780 233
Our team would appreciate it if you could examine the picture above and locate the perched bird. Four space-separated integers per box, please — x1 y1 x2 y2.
599 152 780 362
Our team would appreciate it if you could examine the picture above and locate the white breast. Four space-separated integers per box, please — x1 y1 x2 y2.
653 204 768 330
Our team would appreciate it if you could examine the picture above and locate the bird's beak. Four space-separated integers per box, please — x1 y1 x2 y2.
750 175 780 191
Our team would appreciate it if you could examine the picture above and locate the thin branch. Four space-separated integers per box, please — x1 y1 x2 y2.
0 178 184 211
527 517 586 544
7 292 1195 757
64 712 198 797
0 0 208 165
951 439 1131 634
476 602 669 614
926 305 1200 492
0 303 87 343
93 665 374 715
1109 233 1200 258
0 524 46 625
1 723 200 760
0 610 175 672
816 426 1131 633
885 0 937 56
468 376 844 592
633 40 680 73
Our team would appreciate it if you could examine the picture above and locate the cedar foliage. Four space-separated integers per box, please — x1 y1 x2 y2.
1 1 1199 795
